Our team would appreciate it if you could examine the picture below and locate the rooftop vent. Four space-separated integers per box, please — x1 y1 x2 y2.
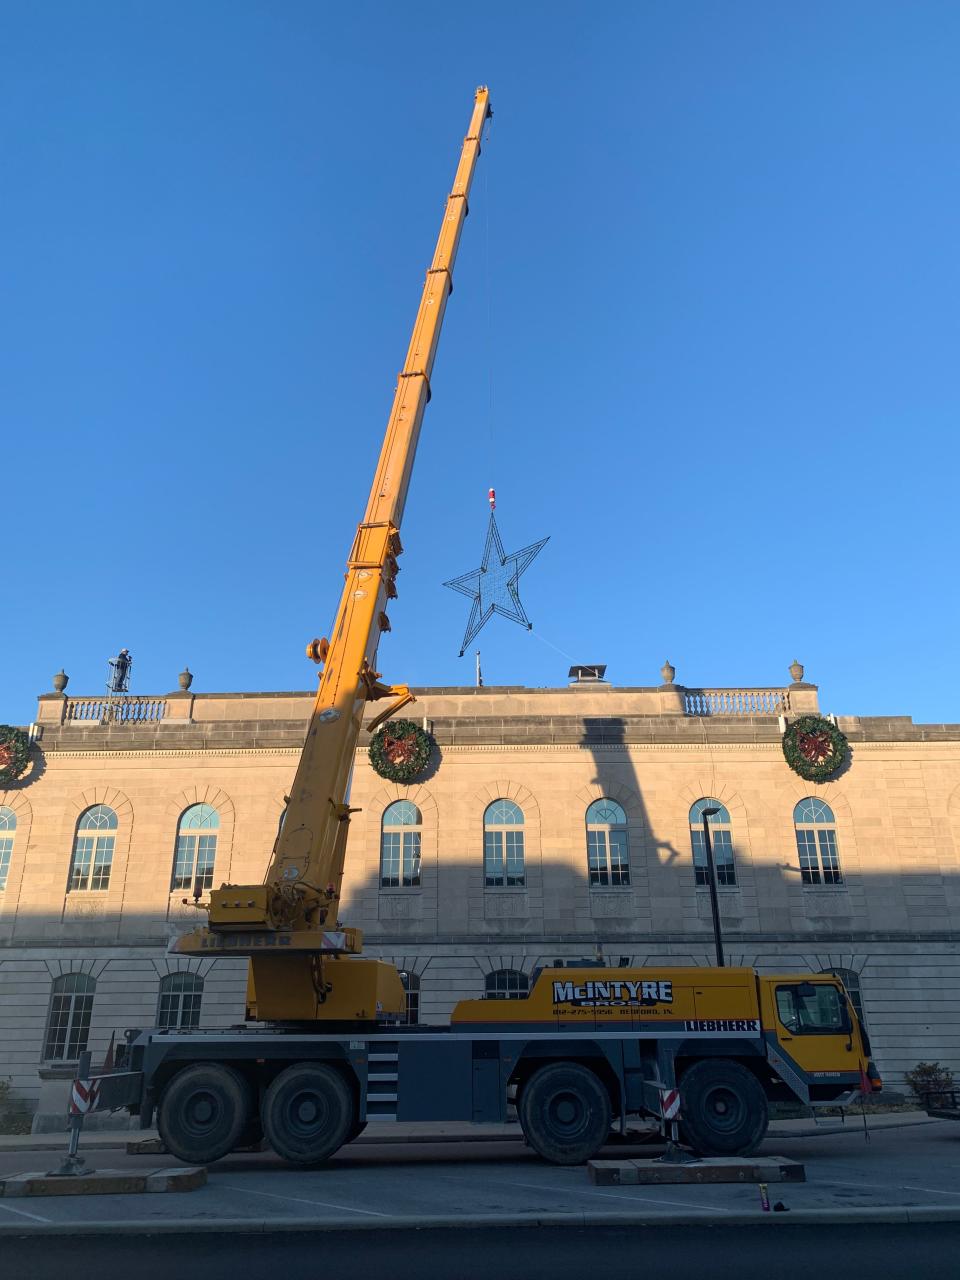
568 664 608 686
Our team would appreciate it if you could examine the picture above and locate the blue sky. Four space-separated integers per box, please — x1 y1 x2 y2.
2 1 958 725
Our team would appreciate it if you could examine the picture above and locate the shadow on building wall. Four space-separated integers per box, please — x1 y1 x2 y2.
4 806 960 1112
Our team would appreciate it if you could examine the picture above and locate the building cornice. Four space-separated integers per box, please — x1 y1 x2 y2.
37 737 960 763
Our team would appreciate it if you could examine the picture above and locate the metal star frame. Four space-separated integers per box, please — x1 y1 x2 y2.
443 513 549 656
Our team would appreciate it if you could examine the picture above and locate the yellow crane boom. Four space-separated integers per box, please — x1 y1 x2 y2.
174 88 492 1024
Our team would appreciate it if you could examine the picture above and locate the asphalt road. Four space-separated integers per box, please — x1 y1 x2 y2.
2 1119 959 1229
5 1223 960 1280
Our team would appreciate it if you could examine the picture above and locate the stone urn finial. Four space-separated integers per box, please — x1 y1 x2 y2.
660 659 676 686
178 667 194 692
789 659 804 685
52 669 69 694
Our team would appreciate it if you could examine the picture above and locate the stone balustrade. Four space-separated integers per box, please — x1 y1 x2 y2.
683 689 792 717
63 696 167 724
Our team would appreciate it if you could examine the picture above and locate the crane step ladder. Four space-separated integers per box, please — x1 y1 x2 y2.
366 1042 400 1120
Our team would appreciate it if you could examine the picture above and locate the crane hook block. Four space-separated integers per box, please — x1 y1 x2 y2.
306 637 330 665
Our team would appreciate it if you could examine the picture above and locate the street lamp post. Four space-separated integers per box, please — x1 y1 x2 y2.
700 807 725 968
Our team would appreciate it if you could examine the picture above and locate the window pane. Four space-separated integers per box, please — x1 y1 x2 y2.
828 969 865 1027
689 798 730 825
587 830 608 886
777 984 844 1033
0 806 16 832
794 798 835 825
402 831 421 887
691 828 707 884
158 973 203 1030
67 996 93 1058
195 835 217 891
587 799 626 826
713 829 736 885
44 977 95 1061
180 990 202 1028
485 969 529 999
0 835 12 891
157 991 178 1029
69 837 94 891
401 972 420 1025
484 830 505 886
89 836 114 891
179 803 220 831
172 835 195 891
504 830 525 886
381 831 401 887
818 829 842 884
383 801 421 827
608 829 630 886
485 799 524 826
43 995 72 1059
796 830 821 884
78 805 118 831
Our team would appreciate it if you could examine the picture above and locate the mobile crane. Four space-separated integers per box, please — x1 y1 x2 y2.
94 89 882 1167
170 88 496 1025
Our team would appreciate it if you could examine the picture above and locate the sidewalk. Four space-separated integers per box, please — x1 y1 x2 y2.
0 1108 937 1153
3 1112 959 1235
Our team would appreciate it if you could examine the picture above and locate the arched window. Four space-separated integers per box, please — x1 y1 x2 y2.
0 806 16 892
401 971 420 1026
68 805 117 892
485 968 529 1000
689 799 737 887
380 801 422 888
172 804 220 893
43 973 95 1061
157 972 203 1030
484 799 525 887
824 967 866 1028
586 799 630 887
794 798 842 885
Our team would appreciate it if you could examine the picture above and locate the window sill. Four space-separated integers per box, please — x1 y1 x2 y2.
379 887 423 896
484 886 527 894
589 885 632 893
801 884 847 893
695 885 740 894
38 1063 81 1080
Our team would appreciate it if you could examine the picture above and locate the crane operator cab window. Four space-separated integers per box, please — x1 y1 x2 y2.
775 982 849 1036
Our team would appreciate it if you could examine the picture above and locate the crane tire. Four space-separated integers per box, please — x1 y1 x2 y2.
345 1119 368 1144
679 1059 769 1157
157 1064 251 1165
261 1063 355 1166
519 1062 612 1165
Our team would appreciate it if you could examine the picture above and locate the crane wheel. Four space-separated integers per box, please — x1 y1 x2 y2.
678 1059 769 1157
157 1064 251 1165
518 1063 612 1165
261 1063 355 1166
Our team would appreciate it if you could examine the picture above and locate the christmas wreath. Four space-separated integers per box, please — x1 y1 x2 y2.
782 714 848 782
0 725 31 785
369 718 435 783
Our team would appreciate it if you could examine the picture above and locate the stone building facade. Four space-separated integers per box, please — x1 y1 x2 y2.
2 667 960 1123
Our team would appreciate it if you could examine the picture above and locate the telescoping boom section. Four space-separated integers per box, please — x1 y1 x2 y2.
172 89 493 1024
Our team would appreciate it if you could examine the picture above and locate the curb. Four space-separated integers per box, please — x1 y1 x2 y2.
0 1167 205 1199
2 1205 960 1236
